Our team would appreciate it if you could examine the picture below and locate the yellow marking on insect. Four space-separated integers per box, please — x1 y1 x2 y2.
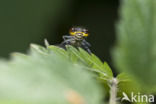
83 33 88 37
70 31 88 37
70 32 76 36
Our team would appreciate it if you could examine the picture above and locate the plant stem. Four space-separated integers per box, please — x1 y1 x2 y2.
109 78 118 104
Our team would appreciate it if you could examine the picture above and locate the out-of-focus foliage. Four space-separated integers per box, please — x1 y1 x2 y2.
0 0 71 57
117 73 148 104
0 44 104 104
113 0 156 92
117 73 141 98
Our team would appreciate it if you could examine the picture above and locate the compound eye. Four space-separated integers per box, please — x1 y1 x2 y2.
71 28 74 31
81 29 88 37
69 27 76 36
83 31 89 37
71 27 76 32
83 29 88 34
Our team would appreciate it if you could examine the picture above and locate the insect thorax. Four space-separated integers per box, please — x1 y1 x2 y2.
70 39 83 47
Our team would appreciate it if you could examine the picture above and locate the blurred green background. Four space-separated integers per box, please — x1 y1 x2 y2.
0 0 119 70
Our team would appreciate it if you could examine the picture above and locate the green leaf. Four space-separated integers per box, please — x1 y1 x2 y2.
112 0 156 92
66 45 113 79
0 44 104 104
117 73 141 96
47 45 68 59
102 62 113 79
66 45 83 64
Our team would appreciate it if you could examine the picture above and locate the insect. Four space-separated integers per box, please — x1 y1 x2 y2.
60 26 91 54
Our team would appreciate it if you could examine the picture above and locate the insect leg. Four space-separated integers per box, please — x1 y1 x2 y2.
82 40 91 47
60 38 75 47
62 35 74 40
81 41 92 54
